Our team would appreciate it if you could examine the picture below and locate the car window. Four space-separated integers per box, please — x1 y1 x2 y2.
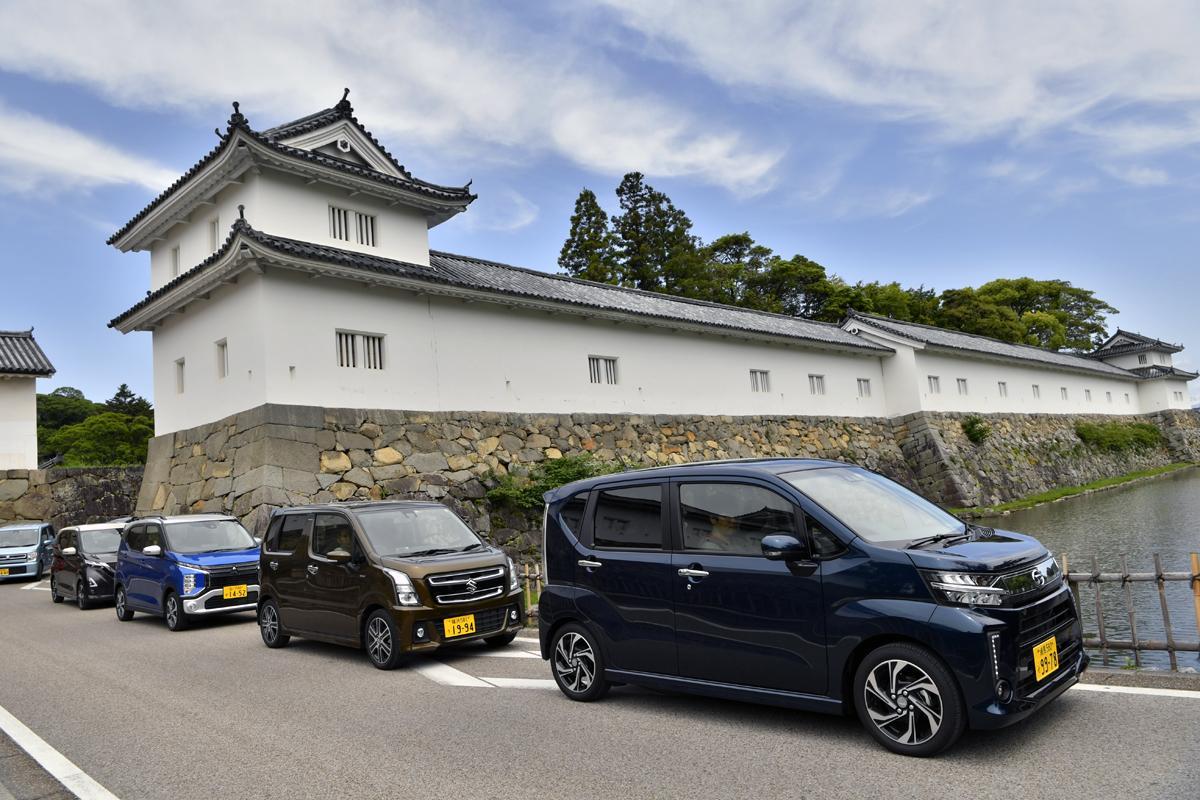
79 528 121 554
805 514 845 558
558 493 588 537
124 525 144 551
679 483 796 556
593 485 663 550
312 514 357 559
143 524 164 550
276 515 306 554
58 530 73 550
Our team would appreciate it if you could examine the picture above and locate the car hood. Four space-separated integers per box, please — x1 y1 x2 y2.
0 545 39 557
171 548 260 567
378 548 507 576
904 529 1049 573
85 553 119 567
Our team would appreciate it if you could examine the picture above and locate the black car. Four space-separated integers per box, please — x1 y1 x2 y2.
50 524 122 608
538 458 1087 757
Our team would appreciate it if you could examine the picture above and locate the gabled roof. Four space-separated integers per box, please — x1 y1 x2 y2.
1086 329 1184 359
109 219 890 355
0 330 55 377
844 311 1136 379
107 92 474 249
1127 365 1199 381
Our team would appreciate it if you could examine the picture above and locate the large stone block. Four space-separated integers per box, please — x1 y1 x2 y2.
0 479 29 502
266 438 319 473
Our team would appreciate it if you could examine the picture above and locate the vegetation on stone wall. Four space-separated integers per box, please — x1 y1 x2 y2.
37 384 154 466
486 454 624 510
961 415 992 444
1074 421 1164 453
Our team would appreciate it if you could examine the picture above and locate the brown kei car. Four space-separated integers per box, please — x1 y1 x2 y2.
257 501 524 669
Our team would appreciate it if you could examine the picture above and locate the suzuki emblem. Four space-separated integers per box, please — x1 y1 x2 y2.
466 578 479 593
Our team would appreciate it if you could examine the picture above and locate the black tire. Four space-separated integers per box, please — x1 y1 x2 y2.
114 586 134 621
363 610 405 670
258 600 290 648
163 591 189 631
550 623 609 702
50 574 63 603
483 630 519 648
33 559 43 580
76 579 89 610
853 642 966 757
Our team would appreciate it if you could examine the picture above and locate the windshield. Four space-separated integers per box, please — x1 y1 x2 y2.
782 467 964 543
79 528 122 554
0 527 40 548
357 506 482 558
163 520 256 554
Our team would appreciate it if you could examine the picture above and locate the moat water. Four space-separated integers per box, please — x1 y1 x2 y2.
980 467 1200 670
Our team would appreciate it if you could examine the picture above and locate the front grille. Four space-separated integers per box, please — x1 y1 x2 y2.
430 605 514 640
205 563 259 591
203 589 259 610
425 565 507 605
0 553 31 562
1017 592 1076 646
0 565 26 574
1017 637 1081 699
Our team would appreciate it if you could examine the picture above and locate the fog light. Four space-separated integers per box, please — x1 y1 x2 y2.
414 625 429 643
509 609 519 622
184 600 198 613
996 680 1013 704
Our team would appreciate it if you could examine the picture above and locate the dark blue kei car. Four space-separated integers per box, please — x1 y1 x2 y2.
114 514 261 631
538 459 1087 757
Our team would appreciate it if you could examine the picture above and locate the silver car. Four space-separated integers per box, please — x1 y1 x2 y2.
0 522 55 581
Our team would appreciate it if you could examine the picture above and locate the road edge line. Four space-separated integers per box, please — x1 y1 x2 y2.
1072 682 1200 700
0 703 120 800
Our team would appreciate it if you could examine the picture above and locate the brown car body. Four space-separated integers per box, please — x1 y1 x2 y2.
258 501 523 666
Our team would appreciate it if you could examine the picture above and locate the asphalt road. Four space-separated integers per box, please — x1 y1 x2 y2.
1 577 1198 800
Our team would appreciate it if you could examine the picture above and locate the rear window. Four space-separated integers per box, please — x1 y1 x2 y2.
557 493 588 537
266 515 306 554
593 485 663 549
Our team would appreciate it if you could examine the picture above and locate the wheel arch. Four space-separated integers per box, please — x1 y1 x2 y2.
840 634 952 715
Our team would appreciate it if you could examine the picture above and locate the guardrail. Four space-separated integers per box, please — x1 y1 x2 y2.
1062 553 1200 670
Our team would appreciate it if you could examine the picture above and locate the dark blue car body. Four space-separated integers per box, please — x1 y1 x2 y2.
538 459 1087 751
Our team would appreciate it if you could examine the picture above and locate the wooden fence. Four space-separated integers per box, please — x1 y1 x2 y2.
519 563 543 624
1062 553 1200 670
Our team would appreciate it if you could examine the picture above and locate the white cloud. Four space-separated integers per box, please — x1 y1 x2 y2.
0 102 176 194
592 0 1200 156
460 188 539 232
0 0 781 194
980 160 1048 184
1103 164 1170 186
835 188 934 219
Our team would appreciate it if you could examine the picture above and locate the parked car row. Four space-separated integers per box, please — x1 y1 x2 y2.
6 457 1087 757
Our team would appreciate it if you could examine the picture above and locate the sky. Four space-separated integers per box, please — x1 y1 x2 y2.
1 0 1198 405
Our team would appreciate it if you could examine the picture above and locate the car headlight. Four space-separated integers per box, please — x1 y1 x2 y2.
507 556 519 591
84 559 111 571
383 568 420 606
181 570 205 596
922 571 1008 607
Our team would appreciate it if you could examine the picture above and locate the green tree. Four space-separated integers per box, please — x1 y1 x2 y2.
973 278 1116 350
46 412 154 467
37 387 103 459
558 189 618 283
935 287 1025 342
611 172 699 292
104 383 153 418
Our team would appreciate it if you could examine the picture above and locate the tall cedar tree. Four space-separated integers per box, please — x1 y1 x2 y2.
612 173 699 292
558 189 618 283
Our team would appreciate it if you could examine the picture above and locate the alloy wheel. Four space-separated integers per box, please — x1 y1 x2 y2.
116 589 125 616
261 605 279 643
76 581 85 609
554 632 596 694
166 596 179 628
862 659 944 746
366 616 392 665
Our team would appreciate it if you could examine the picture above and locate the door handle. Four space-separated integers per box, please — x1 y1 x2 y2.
306 564 319 575
677 568 709 578
269 561 279 571
577 559 603 569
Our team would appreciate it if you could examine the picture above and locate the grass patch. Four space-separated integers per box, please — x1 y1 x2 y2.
953 462 1196 516
961 415 992 444
487 453 624 510
1074 420 1163 452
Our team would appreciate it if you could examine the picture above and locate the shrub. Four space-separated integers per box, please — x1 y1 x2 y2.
1074 421 1163 453
486 453 624 510
961 415 992 445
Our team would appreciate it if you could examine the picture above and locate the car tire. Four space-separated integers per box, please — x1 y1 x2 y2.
853 642 966 757
114 586 134 621
76 579 89 610
33 559 43 580
550 623 609 702
258 600 290 648
363 610 405 670
164 591 189 632
483 630 519 648
50 574 63 603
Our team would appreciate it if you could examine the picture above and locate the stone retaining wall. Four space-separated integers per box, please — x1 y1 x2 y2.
0 467 143 528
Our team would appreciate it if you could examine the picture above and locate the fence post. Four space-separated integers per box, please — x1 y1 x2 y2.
1153 554 1178 670
1091 556 1108 661
1121 555 1140 667
523 563 532 622
1191 553 1200 655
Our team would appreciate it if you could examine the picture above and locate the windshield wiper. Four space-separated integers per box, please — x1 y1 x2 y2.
458 543 485 552
906 531 972 550
401 548 460 557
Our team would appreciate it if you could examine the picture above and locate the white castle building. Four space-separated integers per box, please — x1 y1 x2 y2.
0 330 55 469
108 94 1197 436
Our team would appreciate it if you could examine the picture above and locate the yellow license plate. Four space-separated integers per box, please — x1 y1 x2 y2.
0 568 8 576
223 584 248 600
443 613 477 638
1033 635 1060 681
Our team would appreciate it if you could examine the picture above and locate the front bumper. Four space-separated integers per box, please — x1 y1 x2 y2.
182 585 260 616
389 590 525 653
82 569 116 600
0 557 39 579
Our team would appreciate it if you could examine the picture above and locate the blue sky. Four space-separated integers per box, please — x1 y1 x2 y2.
1 0 1198 405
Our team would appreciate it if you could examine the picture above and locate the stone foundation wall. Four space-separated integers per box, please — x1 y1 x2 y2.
0 467 143 528
134 404 1200 553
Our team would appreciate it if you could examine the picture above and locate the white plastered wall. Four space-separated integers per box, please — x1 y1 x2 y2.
0 377 38 469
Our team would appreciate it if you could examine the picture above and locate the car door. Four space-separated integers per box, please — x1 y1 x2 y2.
39 526 55 572
671 479 827 696
263 513 312 632
573 482 676 675
302 512 366 642
58 529 79 596
120 525 147 607
125 523 165 611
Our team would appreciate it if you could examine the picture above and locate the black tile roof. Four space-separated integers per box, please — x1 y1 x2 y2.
110 221 889 354
108 94 474 247
845 311 1136 379
1086 329 1184 358
1128 365 1199 381
0 330 55 376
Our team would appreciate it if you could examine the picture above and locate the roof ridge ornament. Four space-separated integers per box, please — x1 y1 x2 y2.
336 87 352 115
232 204 250 232
227 100 249 131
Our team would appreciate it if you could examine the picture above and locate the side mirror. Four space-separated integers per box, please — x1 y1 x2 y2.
761 534 810 562
62 547 77 556
143 545 162 557
254 537 264 545
325 550 352 564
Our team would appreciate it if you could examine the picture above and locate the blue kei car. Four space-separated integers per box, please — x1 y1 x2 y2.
114 514 261 631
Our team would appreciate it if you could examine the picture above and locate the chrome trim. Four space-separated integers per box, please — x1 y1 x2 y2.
181 584 260 615
435 586 504 604
427 566 505 586
577 559 602 568
678 568 710 578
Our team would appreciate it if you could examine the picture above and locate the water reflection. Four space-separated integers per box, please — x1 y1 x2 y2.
980 467 1200 670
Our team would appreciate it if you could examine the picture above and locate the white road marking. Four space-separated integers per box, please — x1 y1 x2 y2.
21 580 50 591
0 702 121 800
413 661 493 688
1073 682 1200 700
480 677 558 690
468 649 541 659
514 636 539 645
